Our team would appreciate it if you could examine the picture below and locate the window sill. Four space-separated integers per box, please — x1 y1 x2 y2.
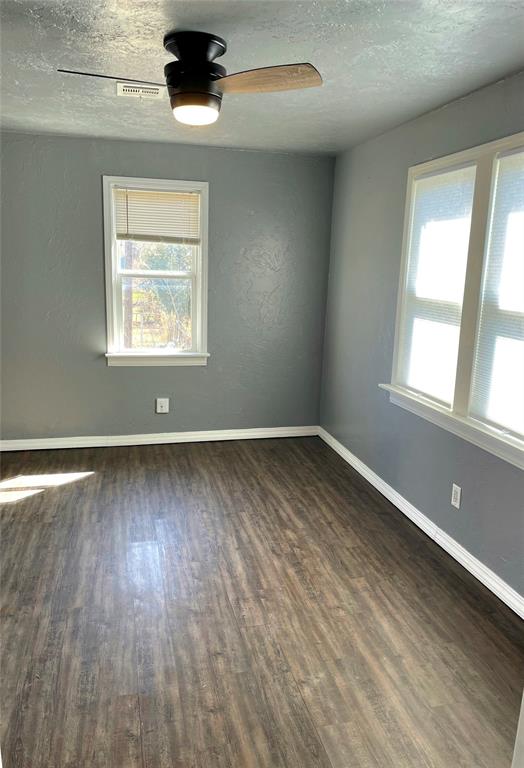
106 352 209 367
379 383 524 470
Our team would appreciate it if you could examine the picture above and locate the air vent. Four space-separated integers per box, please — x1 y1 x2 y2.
116 82 164 100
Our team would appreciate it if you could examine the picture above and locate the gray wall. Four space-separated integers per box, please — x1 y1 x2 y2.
321 72 524 593
1 133 333 438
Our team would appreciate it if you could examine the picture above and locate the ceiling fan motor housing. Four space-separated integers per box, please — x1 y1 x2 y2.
164 60 225 112
163 31 227 114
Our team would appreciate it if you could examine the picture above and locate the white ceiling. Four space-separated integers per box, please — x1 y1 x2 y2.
1 0 523 154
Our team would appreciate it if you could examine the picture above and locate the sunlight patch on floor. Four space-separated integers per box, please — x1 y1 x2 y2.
0 489 44 503
0 472 94 490
0 472 94 503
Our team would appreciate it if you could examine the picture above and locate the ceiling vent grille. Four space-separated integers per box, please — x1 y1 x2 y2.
116 82 164 100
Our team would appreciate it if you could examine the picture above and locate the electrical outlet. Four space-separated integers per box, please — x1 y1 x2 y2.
155 397 170 414
451 483 461 509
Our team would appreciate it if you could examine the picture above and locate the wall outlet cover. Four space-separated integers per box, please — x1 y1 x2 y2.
451 483 461 509
155 397 170 414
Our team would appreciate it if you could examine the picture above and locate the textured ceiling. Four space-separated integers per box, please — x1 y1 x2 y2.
1 0 524 154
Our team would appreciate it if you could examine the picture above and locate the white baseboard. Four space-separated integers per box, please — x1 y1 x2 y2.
318 427 524 620
0 425 317 452
1 423 521 619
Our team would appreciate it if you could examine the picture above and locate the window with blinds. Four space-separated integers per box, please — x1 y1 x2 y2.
385 132 524 468
396 165 475 405
469 150 524 438
103 177 209 366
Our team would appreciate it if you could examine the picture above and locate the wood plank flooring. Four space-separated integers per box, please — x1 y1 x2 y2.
1 437 523 767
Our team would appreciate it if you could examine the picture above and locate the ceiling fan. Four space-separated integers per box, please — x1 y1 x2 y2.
58 30 322 126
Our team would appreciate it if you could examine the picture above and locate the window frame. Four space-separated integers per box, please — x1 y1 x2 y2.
381 131 524 470
102 175 209 367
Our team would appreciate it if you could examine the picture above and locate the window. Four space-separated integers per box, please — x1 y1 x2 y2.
382 132 524 469
470 152 524 436
396 165 476 405
103 176 208 366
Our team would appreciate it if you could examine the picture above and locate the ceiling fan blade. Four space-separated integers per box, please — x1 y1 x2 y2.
57 69 165 87
218 63 322 94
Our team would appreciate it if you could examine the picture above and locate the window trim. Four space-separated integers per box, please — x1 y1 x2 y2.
102 175 209 366
379 384 523 470
381 131 524 469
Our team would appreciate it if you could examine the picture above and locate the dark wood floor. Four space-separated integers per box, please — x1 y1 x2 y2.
1 437 523 767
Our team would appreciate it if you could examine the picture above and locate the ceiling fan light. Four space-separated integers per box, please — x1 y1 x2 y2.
173 104 219 125
170 93 221 126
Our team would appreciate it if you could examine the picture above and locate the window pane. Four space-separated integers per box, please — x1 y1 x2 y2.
408 166 475 302
397 165 475 404
485 336 524 435
415 217 472 302
117 240 193 272
121 277 192 351
470 150 524 437
407 317 460 404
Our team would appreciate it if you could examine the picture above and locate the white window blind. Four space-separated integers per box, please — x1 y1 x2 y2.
396 165 476 405
113 188 201 244
469 149 524 438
